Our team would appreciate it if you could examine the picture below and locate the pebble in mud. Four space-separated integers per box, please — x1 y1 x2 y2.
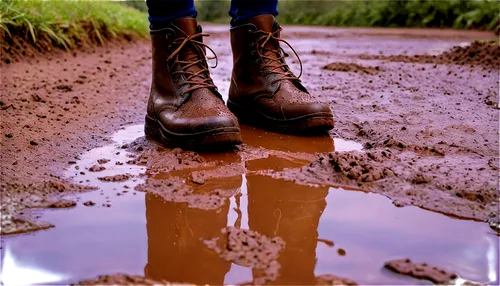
97 158 110 164
48 199 77 208
97 174 132 182
337 248 346 256
88 165 105 172
203 226 285 285
83 201 96 207
384 258 458 284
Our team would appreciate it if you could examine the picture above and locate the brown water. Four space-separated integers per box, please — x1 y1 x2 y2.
1 125 497 285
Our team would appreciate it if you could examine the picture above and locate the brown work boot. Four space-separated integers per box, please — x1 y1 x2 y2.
145 18 242 149
228 15 334 134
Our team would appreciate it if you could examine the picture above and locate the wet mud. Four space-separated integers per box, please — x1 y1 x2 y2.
1 26 498 285
322 62 382 75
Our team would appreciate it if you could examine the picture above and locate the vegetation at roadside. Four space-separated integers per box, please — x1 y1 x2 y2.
1 0 149 61
121 1 148 13
196 0 499 32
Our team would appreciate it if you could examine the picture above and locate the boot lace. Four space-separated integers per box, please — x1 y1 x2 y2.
250 27 303 83
166 31 218 94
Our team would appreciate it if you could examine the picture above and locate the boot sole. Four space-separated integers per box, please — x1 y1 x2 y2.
227 100 334 135
144 115 242 150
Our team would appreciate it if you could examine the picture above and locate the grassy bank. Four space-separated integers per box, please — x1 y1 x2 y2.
1 0 149 62
196 0 499 32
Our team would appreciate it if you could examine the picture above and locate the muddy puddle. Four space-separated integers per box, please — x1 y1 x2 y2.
1 125 497 285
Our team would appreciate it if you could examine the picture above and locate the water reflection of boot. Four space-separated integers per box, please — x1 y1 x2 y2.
144 193 232 284
240 120 332 284
247 174 328 285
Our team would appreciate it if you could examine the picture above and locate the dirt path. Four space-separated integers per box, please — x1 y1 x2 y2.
0 25 498 284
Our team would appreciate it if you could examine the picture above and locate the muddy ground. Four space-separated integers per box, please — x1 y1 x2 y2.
0 25 499 284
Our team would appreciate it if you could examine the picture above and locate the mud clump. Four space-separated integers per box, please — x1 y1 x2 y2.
83 201 96 207
1 213 53 235
322 151 395 183
98 174 132 182
360 41 499 69
49 199 77 208
486 215 500 235
190 163 246 184
322 62 381 75
384 258 458 284
97 158 110 164
74 274 171 285
316 274 357 285
128 147 212 173
135 177 228 210
203 226 285 285
89 165 105 172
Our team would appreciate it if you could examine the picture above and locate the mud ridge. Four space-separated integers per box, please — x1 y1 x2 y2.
277 150 498 221
358 41 499 69
0 181 95 234
322 62 382 75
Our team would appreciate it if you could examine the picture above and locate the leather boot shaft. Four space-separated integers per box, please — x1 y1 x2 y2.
228 15 334 134
145 18 241 149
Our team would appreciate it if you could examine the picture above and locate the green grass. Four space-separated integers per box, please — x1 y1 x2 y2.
197 0 499 32
0 0 149 53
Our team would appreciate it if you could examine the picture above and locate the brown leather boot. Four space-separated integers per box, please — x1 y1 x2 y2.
145 18 242 149
228 15 334 134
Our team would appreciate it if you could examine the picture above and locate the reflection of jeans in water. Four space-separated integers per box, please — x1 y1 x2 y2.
146 0 278 28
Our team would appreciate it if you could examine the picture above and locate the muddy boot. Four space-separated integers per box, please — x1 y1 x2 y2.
228 15 334 134
146 18 242 149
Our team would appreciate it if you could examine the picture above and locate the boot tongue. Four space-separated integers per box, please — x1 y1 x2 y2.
170 18 209 82
170 18 202 62
171 18 198 36
249 14 276 33
249 15 283 72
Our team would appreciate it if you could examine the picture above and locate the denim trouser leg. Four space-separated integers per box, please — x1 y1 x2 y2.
146 0 197 29
229 0 279 26
146 0 279 29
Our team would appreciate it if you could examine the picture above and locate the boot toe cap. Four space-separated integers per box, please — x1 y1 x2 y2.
281 102 333 120
159 112 240 135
